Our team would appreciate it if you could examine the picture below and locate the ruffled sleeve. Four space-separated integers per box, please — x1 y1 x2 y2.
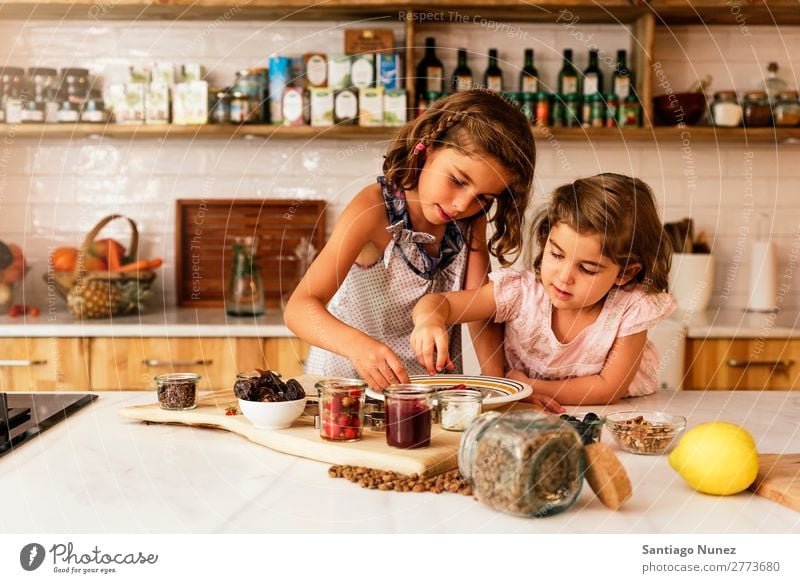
618 289 678 337
489 269 527 323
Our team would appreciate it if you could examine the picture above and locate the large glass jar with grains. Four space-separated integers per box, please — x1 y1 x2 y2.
773 91 800 127
743 91 772 127
459 411 584 517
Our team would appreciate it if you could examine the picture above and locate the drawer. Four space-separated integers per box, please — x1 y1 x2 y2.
685 338 800 390
90 337 247 391
0 338 90 391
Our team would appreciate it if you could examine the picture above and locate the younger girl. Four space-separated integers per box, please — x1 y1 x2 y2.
411 173 676 405
285 90 536 390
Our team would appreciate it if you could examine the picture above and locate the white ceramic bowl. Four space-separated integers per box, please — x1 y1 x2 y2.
238 397 307 430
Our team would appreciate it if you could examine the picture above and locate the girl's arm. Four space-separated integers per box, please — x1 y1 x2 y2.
284 184 410 389
508 331 649 405
411 282 498 375
462 213 505 377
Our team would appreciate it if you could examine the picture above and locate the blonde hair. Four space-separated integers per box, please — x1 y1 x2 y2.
531 173 672 293
382 90 536 267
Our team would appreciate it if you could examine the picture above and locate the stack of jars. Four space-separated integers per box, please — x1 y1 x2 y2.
0 67 107 124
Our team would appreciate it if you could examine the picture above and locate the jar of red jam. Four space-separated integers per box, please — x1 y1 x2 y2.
315 379 367 442
384 384 434 449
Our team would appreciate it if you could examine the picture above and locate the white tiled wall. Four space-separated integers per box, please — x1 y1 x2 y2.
1 20 799 310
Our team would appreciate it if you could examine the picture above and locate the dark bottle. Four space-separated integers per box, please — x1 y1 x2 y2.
416 37 444 99
558 49 578 96
452 48 473 92
583 49 603 96
613 49 633 100
484 48 503 93
520 48 539 93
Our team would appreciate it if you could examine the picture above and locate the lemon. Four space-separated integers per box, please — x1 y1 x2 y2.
668 422 759 495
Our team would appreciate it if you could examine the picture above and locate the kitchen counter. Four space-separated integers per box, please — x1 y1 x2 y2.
2 389 798 533
0 306 293 337
680 307 800 339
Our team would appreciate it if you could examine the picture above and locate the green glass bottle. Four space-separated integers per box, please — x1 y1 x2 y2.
612 49 633 100
558 49 578 96
484 48 503 93
583 49 603 96
520 48 539 93
452 48 473 92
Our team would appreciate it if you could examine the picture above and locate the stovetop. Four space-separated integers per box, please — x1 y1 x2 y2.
0 392 97 458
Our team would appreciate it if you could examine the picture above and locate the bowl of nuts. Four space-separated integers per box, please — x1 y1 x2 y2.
605 411 686 455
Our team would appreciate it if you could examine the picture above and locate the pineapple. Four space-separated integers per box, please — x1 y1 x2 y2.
67 278 123 319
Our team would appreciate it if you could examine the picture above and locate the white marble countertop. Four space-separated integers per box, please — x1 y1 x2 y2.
0 306 293 337
2 389 798 533
680 307 800 339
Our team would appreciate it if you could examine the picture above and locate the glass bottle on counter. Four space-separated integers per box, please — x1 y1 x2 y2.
483 48 503 93
416 37 444 100
558 49 578 96
612 50 632 100
520 48 539 93
582 48 603 96
225 235 265 317
452 48 473 93
459 411 585 517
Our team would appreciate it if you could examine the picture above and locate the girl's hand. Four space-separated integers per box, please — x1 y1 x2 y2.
347 337 410 391
410 323 455 375
507 369 565 414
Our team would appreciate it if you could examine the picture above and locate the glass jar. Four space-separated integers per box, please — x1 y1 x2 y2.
315 379 367 442
436 388 482 431
1 67 26 124
773 90 800 127
81 94 108 123
533 91 550 126
604 92 619 128
233 69 263 123
155 372 199 410
384 384 434 449
20 100 44 123
459 411 584 517
711 91 742 127
56 100 80 123
618 94 641 128
27 67 57 101
225 235 265 316
229 91 251 124
60 68 90 103
209 88 231 124
743 91 772 127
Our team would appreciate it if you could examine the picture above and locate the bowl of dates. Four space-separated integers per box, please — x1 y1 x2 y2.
234 369 307 429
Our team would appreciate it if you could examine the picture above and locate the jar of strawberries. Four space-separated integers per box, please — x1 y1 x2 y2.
315 379 367 442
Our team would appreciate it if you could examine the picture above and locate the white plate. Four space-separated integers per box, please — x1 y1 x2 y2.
366 374 532 408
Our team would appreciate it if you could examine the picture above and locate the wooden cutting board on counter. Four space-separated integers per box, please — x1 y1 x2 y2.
749 454 800 512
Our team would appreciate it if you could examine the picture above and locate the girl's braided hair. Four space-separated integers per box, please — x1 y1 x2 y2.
382 90 536 267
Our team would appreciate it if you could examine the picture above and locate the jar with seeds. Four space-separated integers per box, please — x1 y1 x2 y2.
458 411 584 517
155 373 200 411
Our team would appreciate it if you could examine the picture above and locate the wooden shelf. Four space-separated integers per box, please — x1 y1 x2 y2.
1 1 798 24
3 122 799 144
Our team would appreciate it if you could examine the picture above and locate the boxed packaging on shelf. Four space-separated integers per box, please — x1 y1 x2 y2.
379 54 400 90
172 81 208 125
303 53 328 88
344 28 394 55
282 87 306 126
358 87 383 127
334 88 358 125
145 83 170 125
327 55 351 90
350 54 375 89
383 89 407 126
310 88 334 127
268 56 292 124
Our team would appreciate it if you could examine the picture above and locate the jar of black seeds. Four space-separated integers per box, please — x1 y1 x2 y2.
458 411 585 517
155 373 200 410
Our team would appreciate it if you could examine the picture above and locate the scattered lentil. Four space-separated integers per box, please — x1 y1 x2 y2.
328 465 473 496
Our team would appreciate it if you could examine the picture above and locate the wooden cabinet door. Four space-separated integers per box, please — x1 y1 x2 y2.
685 338 800 390
263 338 309 378
90 337 243 390
0 338 89 391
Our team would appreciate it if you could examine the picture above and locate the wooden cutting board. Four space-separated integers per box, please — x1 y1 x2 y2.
119 390 463 477
749 453 800 512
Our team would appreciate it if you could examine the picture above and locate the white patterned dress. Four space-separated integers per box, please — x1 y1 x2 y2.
304 176 472 378
490 269 677 397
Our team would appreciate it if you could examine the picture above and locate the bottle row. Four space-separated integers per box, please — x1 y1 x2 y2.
416 38 635 101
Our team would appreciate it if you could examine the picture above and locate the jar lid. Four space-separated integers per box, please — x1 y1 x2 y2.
713 90 738 100
154 372 201 383
314 378 367 392
777 90 799 100
744 91 768 100
28 67 58 77
435 388 484 403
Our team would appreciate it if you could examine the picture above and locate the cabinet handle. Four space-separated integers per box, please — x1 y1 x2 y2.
143 359 213 367
0 359 48 367
726 359 795 369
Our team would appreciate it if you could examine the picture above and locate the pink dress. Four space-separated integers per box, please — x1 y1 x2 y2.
489 269 677 397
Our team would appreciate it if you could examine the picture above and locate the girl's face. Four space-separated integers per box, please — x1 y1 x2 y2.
540 222 641 312
414 147 511 226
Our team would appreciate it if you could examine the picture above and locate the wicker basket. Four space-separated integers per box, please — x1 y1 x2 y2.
48 214 156 319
